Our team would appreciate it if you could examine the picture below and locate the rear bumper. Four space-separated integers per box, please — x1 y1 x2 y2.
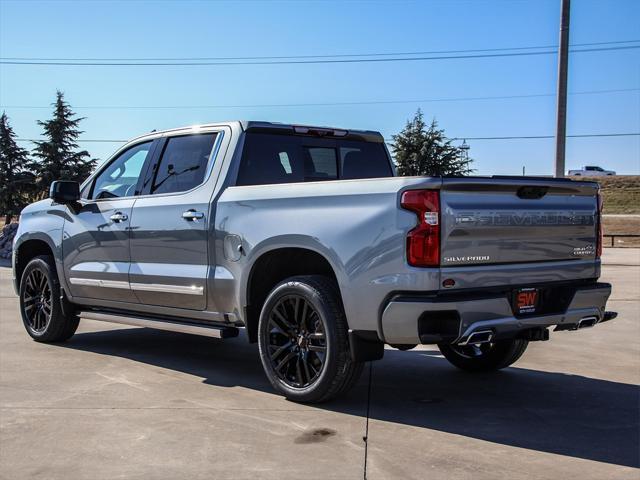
380 282 612 345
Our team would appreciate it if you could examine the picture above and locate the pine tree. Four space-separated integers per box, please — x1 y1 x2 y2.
31 91 96 195
392 109 473 177
0 112 34 223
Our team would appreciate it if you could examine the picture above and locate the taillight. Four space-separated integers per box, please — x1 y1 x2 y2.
401 190 440 267
596 192 603 258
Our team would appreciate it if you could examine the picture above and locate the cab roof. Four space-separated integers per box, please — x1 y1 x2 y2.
129 120 384 144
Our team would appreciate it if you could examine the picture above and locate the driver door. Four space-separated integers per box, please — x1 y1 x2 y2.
63 140 158 303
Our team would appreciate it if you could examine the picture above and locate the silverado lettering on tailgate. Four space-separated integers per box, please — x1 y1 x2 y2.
454 211 594 226
442 255 491 264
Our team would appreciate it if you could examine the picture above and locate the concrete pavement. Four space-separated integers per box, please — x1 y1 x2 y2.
0 250 638 479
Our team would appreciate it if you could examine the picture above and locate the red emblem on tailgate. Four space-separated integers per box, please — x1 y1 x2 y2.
517 291 538 309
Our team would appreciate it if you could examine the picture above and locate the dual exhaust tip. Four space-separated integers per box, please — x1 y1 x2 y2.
576 316 598 329
459 315 601 345
458 330 494 346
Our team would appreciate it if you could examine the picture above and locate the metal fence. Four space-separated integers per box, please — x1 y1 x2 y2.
604 234 640 247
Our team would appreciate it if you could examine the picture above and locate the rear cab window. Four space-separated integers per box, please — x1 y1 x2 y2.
236 132 392 186
145 133 217 195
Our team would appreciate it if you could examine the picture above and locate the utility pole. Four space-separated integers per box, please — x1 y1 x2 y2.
554 0 571 177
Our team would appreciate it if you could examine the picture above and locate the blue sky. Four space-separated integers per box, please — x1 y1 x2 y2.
1 0 638 175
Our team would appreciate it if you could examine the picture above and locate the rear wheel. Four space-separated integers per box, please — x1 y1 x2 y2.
438 338 528 372
257 275 363 403
19 255 79 342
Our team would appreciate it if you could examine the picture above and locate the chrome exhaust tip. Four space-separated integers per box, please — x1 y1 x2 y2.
458 330 494 346
577 316 598 329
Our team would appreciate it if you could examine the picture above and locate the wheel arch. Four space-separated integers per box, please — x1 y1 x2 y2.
243 246 343 343
14 236 57 289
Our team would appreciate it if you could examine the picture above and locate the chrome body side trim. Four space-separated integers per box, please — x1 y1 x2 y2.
69 278 130 289
129 282 204 295
69 277 204 295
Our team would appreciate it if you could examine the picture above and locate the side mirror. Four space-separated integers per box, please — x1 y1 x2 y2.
50 180 80 204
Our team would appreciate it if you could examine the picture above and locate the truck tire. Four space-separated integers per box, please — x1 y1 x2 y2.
19 255 79 343
257 275 363 403
438 338 528 372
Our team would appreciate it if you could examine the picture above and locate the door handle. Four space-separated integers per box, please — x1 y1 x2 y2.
182 209 205 221
110 212 128 223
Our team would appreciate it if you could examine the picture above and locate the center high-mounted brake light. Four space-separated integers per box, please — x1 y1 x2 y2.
293 126 348 137
401 190 440 267
596 192 604 258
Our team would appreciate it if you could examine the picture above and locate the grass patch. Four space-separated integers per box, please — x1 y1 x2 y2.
579 176 640 214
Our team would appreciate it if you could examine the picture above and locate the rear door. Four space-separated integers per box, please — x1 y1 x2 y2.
439 178 599 266
128 130 222 310
63 140 156 303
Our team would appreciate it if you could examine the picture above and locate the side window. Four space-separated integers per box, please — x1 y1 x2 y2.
91 141 152 200
304 147 337 181
150 133 217 195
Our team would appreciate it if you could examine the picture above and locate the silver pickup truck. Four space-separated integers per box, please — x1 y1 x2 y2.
13 121 616 402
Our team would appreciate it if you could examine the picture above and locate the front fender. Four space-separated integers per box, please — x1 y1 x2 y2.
13 202 68 295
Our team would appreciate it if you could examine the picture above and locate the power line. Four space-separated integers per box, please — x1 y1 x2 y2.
2 45 638 66
452 133 640 140
16 132 640 144
3 39 638 62
3 88 637 110
390 133 640 142
16 138 128 143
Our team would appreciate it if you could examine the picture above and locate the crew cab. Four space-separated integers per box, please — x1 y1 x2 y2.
568 165 616 176
13 121 616 402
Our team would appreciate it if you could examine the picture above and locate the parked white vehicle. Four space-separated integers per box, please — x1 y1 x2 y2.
568 166 616 176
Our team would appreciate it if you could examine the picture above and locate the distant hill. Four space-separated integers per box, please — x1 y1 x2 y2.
579 176 640 214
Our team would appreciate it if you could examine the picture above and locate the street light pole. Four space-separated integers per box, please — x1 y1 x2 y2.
554 0 571 178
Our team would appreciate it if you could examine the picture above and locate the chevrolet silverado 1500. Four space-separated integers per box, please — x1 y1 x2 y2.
13 121 616 402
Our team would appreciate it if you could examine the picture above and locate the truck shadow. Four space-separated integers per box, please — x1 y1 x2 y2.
62 327 639 468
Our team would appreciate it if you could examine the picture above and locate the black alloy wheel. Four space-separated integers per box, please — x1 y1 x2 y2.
449 342 495 359
257 275 363 403
22 267 53 334
266 294 327 388
438 338 529 372
19 255 79 342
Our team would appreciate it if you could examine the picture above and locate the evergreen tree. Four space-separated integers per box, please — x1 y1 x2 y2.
392 109 473 177
31 91 96 195
0 112 34 223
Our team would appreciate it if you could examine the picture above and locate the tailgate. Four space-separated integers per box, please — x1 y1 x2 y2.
439 177 599 266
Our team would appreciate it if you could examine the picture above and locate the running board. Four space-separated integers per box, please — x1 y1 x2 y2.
79 311 239 339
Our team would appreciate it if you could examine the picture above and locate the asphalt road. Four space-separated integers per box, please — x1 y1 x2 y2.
1 250 638 480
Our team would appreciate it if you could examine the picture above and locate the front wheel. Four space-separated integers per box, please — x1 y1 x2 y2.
438 338 528 372
257 275 363 403
19 255 79 343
